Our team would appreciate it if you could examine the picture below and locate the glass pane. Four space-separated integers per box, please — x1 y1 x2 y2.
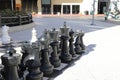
42 0 51 4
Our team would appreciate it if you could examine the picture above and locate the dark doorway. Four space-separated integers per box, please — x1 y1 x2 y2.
21 0 38 13
53 5 61 14
98 2 106 14
42 5 51 14
98 0 110 14
72 5 80 14
63 5 70 14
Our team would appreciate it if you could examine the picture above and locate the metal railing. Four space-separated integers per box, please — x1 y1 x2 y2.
0 14 33 27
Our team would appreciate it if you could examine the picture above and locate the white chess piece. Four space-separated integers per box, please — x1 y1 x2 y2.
0 38 2 46
30 28 37 43
1 25 11 44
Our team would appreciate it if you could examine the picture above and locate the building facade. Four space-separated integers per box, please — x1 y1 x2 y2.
1 0 120 15
0 0 16 10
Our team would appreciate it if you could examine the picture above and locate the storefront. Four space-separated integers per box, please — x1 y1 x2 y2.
53 3 80 14
0 0 115 15
61 3 80 14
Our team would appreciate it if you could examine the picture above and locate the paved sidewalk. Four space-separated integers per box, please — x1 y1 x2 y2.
55 25 120 80
0 22 35 37
0 16 120 80
0 15 117 42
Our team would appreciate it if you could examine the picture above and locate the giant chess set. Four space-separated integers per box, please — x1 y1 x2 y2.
0 22 85 80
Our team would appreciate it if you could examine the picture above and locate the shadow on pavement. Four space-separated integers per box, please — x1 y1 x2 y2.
83 44 96 56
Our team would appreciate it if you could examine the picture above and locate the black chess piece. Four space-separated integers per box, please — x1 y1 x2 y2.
40 48 54 76
79 31 85 51
50 41 61 68
39 29 54 76
20 41 30 65
69 29 76 58
60 22 72 63
0 71 4 80
18 41 30 79
26 59 43 80
74 34 83 55
60 35 72 63
1 45 21 80
75 31 85 55
31 42 41 64
49 28 61 68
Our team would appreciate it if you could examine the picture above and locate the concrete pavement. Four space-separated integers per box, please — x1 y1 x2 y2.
0 22 35 37
6 15 120 42
55 25 120 80
0 15 120 80
1 15 119 41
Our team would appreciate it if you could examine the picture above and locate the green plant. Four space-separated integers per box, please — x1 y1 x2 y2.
0 9 28 17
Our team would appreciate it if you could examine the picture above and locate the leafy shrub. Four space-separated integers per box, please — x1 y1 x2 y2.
0 9 28 17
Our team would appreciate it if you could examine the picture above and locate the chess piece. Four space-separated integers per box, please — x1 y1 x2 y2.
0 38 2 46
40 49 54 76
75 30 85 54
1 25 11 44
1 45 21 80
26 59 43 80
74 35 82 54
69 29 76 57
0 72 4 80
31 42 41 64
60 22 72 63
18 41 30 79
49 28 61 68
79 31 85 51
30 28 37 43
39 29 54 76
20 41 31 65
21 41 34 64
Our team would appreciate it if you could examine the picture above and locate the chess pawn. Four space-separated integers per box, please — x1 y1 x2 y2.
30 28 37 43
0 38 2 46
26 59 43 80
1 46 20 80
1 25 11 44
69 29 76 58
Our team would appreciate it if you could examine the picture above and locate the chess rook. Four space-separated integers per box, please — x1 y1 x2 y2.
1 46 20 80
